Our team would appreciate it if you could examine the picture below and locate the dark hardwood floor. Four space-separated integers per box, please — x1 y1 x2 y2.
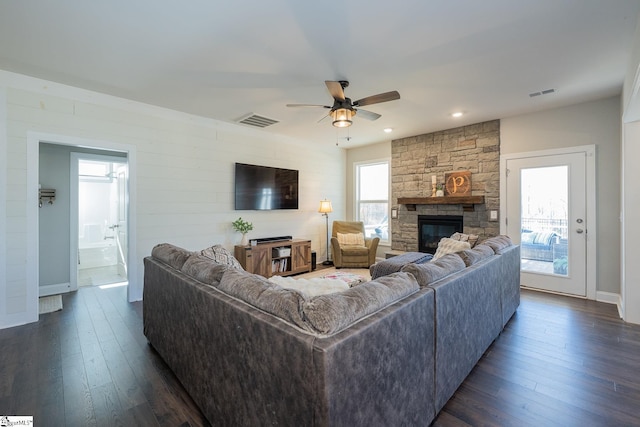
1 286 639 426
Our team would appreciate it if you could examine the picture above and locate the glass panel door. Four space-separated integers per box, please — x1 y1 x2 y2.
506 152 587 296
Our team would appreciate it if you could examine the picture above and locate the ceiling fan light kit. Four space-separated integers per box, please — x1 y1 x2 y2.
287 80 400 128
330 107 355 127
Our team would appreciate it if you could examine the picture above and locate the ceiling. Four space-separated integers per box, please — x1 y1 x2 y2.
1 1 639 147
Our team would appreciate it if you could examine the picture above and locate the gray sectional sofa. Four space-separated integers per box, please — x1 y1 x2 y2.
143 236 520 426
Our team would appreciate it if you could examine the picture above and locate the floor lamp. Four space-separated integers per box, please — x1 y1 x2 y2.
318 199 333 265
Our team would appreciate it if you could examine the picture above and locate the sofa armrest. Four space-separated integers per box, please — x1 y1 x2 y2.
311 288 436 425
330 236 342 265
365 236 380 265
427 258 503 412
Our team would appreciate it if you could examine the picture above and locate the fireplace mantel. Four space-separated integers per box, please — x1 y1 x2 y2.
398 196 485 212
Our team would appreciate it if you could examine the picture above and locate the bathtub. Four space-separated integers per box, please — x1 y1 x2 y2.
79 240 118 269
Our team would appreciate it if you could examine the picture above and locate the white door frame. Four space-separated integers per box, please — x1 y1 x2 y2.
27 132 139 312
500 144 597 300
70 152 128 291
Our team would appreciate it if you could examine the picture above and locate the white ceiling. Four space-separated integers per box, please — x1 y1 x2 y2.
1 1 639 147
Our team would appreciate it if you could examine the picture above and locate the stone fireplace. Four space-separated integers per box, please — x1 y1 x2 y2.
391 120 500 252
418 215 463 254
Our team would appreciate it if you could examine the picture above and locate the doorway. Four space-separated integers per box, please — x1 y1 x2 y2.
71 153 128 288
503 146 596 297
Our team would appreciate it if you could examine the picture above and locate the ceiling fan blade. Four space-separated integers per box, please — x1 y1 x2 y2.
325 81 345 101
317 113 331 123
355 108 381 121
353 91 400 107
286 103 331 108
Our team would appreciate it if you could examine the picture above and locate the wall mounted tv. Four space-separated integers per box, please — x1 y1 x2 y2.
234 163 299 210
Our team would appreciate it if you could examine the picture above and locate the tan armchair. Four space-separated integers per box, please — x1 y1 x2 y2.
330 221 380 268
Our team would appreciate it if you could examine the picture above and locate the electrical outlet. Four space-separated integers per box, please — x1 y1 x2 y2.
489 210 498 221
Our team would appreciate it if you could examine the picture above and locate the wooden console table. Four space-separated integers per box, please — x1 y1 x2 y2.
234 239 312 278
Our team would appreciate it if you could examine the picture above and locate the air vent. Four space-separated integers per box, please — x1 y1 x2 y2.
237 114 279 128
529 88 556 98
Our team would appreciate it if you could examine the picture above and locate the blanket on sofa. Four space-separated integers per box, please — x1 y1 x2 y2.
268 275 349 298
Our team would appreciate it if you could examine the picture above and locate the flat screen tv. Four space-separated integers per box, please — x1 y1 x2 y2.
234 163 299 210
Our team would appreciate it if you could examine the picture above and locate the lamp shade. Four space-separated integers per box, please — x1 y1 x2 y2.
318 199 333 214
330 108 354 128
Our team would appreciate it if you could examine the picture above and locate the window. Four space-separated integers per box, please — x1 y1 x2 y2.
355 160 389 242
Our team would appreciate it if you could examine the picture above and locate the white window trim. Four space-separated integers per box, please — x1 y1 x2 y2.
354 158 391 244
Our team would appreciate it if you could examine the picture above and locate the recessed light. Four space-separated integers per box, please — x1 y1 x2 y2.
383 128 393 133
452 112 463 118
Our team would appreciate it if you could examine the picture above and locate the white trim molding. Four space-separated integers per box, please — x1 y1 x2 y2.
596 291 623 318
27 132 140 311
39 283 73 297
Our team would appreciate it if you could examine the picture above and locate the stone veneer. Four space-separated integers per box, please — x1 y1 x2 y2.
391 120 500 252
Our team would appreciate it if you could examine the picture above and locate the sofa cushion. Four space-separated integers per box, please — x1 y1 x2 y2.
151 243 194 270
482 235 513 253
458 244 494 266
433 238 471 261
201 245 244 270
181 254 231 285
370 252 433 279
401 253 466 287
218 268 308 330
450 232 479 248
340 245 370 256
302 272 419 335
337 232 365 246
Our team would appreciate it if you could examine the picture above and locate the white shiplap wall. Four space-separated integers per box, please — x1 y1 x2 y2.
0 71 346 329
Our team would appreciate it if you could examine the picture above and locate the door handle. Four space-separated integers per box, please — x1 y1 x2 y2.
576 229 584 234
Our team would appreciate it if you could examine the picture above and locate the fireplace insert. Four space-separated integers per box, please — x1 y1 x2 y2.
418 215 463 254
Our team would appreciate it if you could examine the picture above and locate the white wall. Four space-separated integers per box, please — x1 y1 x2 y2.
501 96 622 296
622 15 640 324
0 71 346 329
622 122 640 323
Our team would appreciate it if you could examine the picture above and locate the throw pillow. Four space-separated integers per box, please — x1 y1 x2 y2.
337 232 365 246
432 237 471 261
201 245 244 270
450 232 479 248
520 232 536 244
533 232 556 246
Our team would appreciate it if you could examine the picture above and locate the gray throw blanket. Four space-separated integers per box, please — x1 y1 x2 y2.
370 252 433 279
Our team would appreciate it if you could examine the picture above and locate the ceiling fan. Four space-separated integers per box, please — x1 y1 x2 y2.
286 80 400 128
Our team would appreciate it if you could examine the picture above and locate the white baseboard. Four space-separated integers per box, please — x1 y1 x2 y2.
596 291 623 318
39 282 72 297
